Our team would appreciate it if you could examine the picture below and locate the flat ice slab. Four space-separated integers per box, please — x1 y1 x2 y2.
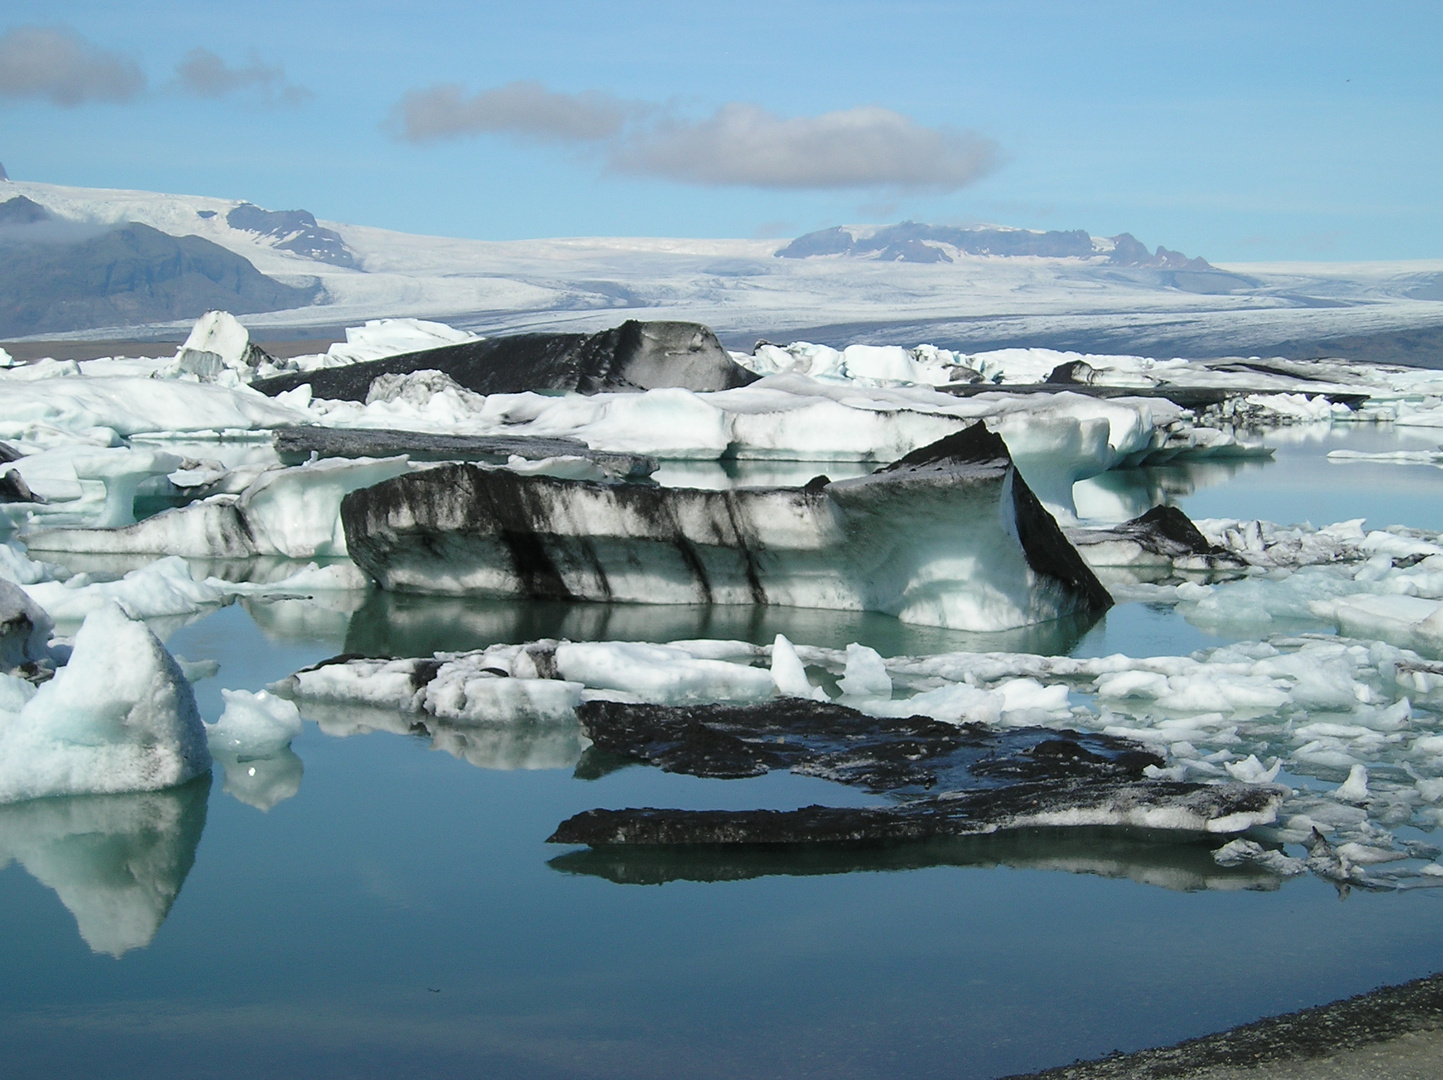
339 424 1113 632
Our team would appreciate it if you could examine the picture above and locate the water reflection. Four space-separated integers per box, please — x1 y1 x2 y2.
241 594 363 644
1073 458 1262 524
343 591 1101 659
298 701 588 770
215 748 304 811
0 774 209 956
549 826 1286 893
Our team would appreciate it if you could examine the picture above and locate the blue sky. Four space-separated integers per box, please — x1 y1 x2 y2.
0 0 1438 262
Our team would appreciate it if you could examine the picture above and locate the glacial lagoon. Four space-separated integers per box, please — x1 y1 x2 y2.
5 424 1443 1079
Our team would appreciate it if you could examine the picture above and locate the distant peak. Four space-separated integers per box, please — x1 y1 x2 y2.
0 194 51 225
0 161 8 182
777 220 1212 270
225 202 358 269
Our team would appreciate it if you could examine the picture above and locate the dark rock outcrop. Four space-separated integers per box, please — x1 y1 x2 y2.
0 195 50 225
225 203 357 268
252 320 757 401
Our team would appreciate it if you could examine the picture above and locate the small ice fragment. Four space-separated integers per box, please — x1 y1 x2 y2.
206 689 303 758
175 656 220 683
770 634 825 700
1335 764 1371 803
837 643 891 698
1212 838 1307 876
1224 755 1282 784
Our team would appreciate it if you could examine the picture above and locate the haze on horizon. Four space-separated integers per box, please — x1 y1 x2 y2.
0 0 1437 264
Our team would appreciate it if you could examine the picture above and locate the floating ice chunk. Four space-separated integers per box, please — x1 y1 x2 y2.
837 643 891 698
0 779 208 955
0 377 303 444
0 579 53 668
1327 595 1443 655
1417 778 1443 803
340 426 1114 632
841 345 920 384
423 667 582 724
21 556 228 624
0 541 59 586
1334 764 1371 803
996 677 1070 715
1224 755 1282 784
1334 841 1407 866
556 641 776 704
170 311 268 381
67 447 184 527
770 634 826 700
207 689 303 758
1212 838 1307 876
0 604 210 804
29 456 412 561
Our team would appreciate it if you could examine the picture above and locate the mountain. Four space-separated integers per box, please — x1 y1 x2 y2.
0 177 1439 365
0 216 321 338
773 221 1248 294
223 204 358 268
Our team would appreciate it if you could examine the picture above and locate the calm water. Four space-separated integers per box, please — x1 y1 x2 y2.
4 423 1443 1079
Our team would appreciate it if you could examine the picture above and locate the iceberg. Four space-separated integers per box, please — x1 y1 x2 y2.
28 455 411 560
339 425 1114 632
0 603 210 804
254 320 757 400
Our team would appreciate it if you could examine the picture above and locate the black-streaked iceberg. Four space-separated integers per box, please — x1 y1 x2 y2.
338 425 1114 632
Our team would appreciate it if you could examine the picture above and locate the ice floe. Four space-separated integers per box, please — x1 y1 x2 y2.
275 623 1443 884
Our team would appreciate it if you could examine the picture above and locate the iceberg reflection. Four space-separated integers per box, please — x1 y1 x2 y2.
300 701 588 771
343 590 1100 661
0 773 209 956
216 748 304 811
549 826 1288 893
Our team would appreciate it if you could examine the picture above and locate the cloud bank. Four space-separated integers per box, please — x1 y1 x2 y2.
610 103 997 191
0 25 144 106
174 48 310 105
393 81 631 143
390 82 997 192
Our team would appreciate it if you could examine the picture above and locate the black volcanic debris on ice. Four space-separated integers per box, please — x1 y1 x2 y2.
547 699 1280 848
253 320 758 399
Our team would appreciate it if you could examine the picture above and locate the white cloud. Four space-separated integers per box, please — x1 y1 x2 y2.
608 103 998 192
391 81 630 143
174 48 310 105
0 25 144 106
389 81 998 192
